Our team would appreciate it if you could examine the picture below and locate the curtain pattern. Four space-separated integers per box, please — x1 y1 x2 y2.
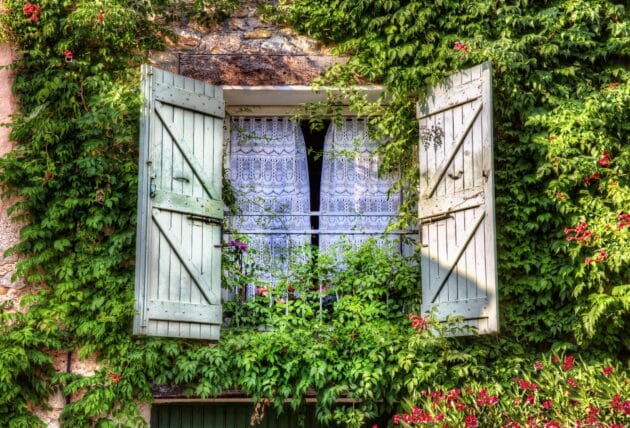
319 118 401 253
226 117 311 292
227 117 401 292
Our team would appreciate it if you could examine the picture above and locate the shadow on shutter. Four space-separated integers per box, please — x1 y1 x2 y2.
416 62 498 335
134 65 225 340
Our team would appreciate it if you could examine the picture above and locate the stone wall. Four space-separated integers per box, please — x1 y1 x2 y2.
150 2 343 85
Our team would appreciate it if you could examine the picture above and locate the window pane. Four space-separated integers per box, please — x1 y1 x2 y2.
226 117 310 294
319 118 401 253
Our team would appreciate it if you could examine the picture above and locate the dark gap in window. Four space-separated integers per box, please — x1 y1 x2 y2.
300 119 329 249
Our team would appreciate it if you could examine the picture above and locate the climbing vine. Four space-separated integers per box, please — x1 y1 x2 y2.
275 0 630 349
0 0 628 427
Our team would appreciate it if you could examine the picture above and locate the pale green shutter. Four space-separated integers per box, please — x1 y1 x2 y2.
134 65 225 340
416 62 498 334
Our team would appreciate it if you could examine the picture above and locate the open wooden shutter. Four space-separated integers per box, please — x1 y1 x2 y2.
134 65 225 340
417 62 498 334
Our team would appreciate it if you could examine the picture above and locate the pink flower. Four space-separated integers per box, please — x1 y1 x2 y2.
465 414 478 428
603 366 613 375
525 394 534 405
552 355 559 363
454 41 469 54
533 361 544 370
545 422 560 428
567 378 578 388
64 49 73 61
617 213 630 230
542 400 552 409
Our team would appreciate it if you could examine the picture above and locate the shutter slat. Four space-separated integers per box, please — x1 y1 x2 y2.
134 66 224 340
417 62 498 334
155 82 225 118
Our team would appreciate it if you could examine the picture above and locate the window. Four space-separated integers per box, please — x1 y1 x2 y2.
223 109 404 294
133 64 499 340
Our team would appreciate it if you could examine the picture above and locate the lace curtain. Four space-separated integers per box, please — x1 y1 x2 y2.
319 118 401 254
226 117 311 293
226 116 402 293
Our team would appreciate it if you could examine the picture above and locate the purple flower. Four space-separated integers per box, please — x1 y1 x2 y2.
230 240 248 251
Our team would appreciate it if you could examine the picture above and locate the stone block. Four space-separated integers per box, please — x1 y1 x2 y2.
243 29 273 39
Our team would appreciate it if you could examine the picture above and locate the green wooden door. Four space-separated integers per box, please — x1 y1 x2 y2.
151 404 323 428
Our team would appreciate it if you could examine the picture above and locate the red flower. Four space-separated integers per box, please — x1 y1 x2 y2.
23 3 41 23
97 9 104 24
562 355 574 371
408 313 430 333
545 422 560 428
392 415 400 425
65 49 73 61
372 425 378 428
609 82 620 89
542 400 553 409
256 286 268 297
456 402 467 411
603 366 613 375
465 414 478 428
567 377 578 388
525 394 534 405
552 355 559 363
555 192 567 201
454 41 469 54
533 361 544 370
109 372 121 383
549 135 555 141
598 151 611 167
617 213 630 230
44 171 54 182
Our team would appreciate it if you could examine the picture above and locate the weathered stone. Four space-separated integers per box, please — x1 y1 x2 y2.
199 33 243 53
180 54 347 85
233 8 249 18
259 36 295 54
279 27 299 37
228 18 248 31
149 51 179 73
243 29 273 39
245 16 261 28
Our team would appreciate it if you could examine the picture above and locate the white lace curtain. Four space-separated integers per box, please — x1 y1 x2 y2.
227 116 401 288
226 117 311 292
319 118 401 253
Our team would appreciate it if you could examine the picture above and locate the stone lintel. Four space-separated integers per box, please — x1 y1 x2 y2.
180 54 346 86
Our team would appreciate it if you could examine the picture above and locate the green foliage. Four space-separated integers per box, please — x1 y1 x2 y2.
275 0 630 350
0 0 628 426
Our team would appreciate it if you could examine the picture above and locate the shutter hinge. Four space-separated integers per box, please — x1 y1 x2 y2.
421 213 454 224
187 214 223 226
